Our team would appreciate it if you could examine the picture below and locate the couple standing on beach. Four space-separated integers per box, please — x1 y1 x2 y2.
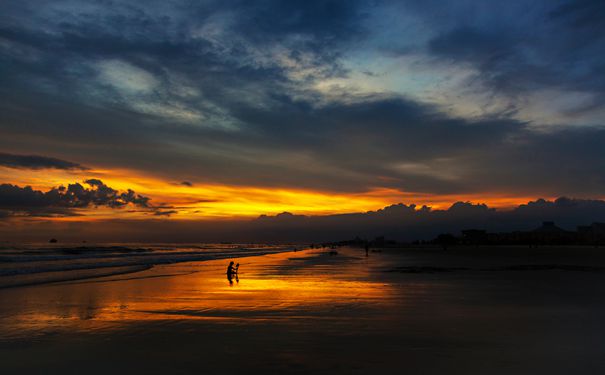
227 261 239 285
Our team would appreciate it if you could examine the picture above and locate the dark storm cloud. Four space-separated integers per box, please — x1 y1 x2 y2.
0 152 87 170
0 0 604 200
0 180 150 217
429 27 517 63
420 0 605 105
3 77 605 196
0 0 364 90
217 96 520 193
549 0 605 37
215 93 605 195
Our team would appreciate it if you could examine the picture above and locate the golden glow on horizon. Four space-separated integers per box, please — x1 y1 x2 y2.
0 166 551 221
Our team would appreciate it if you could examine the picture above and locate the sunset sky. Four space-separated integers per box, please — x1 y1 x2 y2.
1 0 604 229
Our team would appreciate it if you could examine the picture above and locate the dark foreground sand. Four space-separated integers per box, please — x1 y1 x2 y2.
2 246 605 374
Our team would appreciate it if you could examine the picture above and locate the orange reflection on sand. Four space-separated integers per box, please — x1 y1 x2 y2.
0 250 395 337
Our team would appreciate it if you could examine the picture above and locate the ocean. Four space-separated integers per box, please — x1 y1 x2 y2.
0 243 299 288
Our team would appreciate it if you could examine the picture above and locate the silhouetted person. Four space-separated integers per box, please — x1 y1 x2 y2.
227 261 235 285
235 263 240 274
365 242 369 257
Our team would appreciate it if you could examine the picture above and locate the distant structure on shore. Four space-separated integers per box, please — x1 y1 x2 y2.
324 221 605 248
458 221 605 246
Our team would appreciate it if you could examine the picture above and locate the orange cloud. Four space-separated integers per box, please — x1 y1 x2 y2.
0 166 546 221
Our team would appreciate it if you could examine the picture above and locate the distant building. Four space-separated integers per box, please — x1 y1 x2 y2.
460 221 578 246
530 221 575 244
533 221 563 232
460 229 487 245
577 222 605 245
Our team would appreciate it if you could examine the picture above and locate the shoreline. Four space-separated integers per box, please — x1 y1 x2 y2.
0 245 305 289
2 246 605 374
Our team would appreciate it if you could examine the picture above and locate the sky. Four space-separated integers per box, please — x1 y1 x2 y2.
1 0 605 241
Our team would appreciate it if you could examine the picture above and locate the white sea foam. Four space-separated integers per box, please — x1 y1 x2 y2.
0 243 301 288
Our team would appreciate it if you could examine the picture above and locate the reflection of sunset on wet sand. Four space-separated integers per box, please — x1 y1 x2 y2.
0 249 397 338
4 246 605 374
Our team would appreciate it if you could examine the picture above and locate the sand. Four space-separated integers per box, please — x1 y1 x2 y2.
2 246 605 374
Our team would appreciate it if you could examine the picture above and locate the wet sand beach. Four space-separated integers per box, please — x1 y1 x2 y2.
2 246 605 374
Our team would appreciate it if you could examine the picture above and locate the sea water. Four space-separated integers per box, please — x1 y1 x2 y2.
0 243 298 288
